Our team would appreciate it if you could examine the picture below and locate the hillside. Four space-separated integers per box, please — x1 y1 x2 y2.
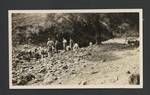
12 13 47 28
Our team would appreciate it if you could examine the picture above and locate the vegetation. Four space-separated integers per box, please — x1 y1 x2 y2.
12 13 139 47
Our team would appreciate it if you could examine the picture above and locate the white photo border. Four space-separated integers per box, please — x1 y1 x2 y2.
8 9 143 89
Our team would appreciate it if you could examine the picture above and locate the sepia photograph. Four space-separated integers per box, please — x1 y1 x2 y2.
9 9 143 89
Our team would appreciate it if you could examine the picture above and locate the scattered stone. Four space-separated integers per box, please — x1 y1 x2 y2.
17 79 27 85
83 65 86 68
79 81 88 85
15 60 20 63
43 77 54 84
116 76 118 81
54 77 58 80
87 52 92 55
101 59 106 62
71 70 76 74
16 73 35 85
91 71 98 74
39 68 47 73
91 67 94 69
12 63 17 68
25 73 35 81
62 65 68 70
82 81 87 85
126 71 131 74
128 74 140 85
12 78 17 84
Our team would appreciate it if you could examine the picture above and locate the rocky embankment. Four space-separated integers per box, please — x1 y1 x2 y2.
12 39 140 86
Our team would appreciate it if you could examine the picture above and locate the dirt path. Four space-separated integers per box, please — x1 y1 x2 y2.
58 49 139 85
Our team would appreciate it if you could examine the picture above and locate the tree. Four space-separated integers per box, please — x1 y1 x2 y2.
44 13 113 46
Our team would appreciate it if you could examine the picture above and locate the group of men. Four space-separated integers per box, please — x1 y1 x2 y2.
17 38 94 61
47 38 79 57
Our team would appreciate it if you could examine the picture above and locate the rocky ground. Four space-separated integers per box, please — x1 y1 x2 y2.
12 38 140 86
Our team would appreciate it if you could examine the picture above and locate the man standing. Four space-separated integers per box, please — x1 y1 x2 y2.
69 38 73 50
73 43 79 51
55 40 59 53
63 38 67 51
89 42 93 47
47 38 54 57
